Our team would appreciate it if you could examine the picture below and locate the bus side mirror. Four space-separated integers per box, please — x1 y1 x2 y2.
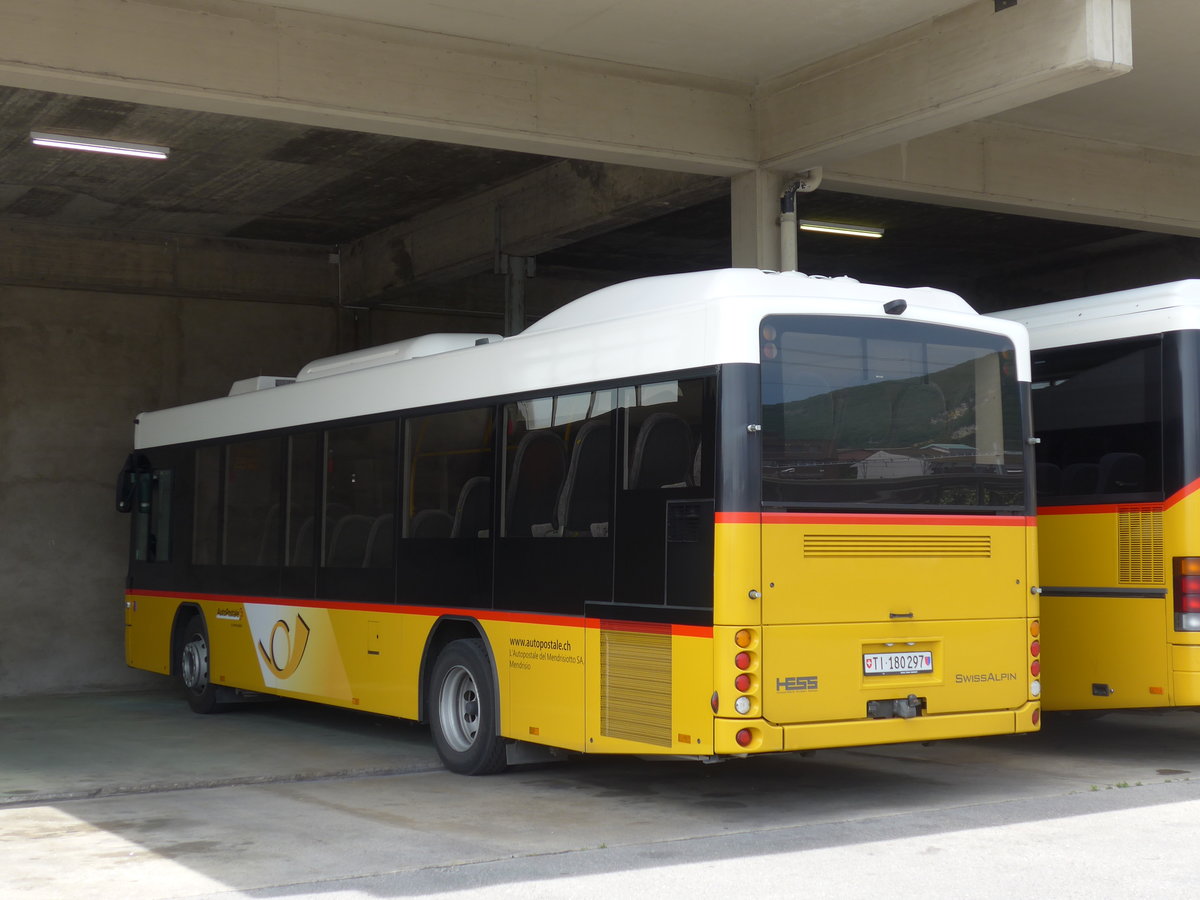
116 454 151 513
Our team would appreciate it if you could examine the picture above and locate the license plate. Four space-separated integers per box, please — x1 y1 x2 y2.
863 650 933 676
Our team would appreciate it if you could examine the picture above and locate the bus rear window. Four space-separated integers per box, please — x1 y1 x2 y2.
759 315 1025 512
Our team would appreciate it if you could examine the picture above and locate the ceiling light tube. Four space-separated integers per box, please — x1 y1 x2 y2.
30 131 170 160
798 219 884 239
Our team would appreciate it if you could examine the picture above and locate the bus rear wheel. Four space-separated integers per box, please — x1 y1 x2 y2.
429 639 507 775
179 614 225 714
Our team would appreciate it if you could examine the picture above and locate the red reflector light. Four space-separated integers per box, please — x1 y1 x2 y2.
1032 708 1040 726
735 673 751 692
710 691 719 714
735 728 753 747
734 652 751 670
1030 660 1041 677
1030 640 1040 657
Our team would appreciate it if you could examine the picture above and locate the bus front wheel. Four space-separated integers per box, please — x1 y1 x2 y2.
429 639 507 775
179 614 224 715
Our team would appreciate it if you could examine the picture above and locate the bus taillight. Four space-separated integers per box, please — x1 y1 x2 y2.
1173 558 1200 631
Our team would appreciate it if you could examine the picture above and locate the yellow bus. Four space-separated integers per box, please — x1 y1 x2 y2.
997 280 1200 712
118 268 1041 774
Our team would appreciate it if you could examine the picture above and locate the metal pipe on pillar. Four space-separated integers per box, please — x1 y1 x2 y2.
778 168 822 272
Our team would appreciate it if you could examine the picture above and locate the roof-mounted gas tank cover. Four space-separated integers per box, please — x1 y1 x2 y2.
295 333 503 383
227 376 296 397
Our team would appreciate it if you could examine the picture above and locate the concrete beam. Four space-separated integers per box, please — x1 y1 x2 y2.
0 0 754 175
340 160 726 305
824 120 1200 238
757 0 1132 171
0 223 337 303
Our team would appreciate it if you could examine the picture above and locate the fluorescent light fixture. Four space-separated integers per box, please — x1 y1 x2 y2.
30 131 170 160
799 219 884 239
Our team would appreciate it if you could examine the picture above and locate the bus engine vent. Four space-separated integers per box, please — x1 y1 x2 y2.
803 534 991 558
1118 506 1164 584
600 625 672 747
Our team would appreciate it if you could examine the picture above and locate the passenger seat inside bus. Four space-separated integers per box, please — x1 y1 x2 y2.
506 430 567 536
1099 452 1145 493
556 419 611 537
327 514 376 566
364 514 393 566
410 508 453 538
629 412 692 489
451 476 492 538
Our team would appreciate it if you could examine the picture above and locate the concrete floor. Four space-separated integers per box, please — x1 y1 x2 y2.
3 690 1200 898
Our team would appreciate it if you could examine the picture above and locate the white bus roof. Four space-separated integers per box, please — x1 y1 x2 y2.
993 280 1200 350
134 268 1029 449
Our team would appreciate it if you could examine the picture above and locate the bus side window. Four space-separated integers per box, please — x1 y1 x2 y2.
286 432 320 566
405 407 494 540
323 421 397 567
123 455 173 563
623 379 705 490
193 445 221 566
503 391 615 537
223 437 282 566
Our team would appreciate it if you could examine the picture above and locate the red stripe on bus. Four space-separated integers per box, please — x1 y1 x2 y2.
758 512 1033 527
124 590 710 636
714 512 761 524
1167 477 1200 509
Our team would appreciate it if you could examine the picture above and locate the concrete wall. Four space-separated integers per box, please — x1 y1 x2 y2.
0 285 338 696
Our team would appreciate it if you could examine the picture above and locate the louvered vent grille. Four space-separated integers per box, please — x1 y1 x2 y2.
1118 506 1164 585
804 534 991 558
600 627 672 747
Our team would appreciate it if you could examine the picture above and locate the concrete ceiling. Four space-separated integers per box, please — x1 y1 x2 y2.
0 0 1197 312
240 0 980 84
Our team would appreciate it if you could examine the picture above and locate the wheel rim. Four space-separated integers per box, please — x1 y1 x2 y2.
181 633 209 694
438 664 481 752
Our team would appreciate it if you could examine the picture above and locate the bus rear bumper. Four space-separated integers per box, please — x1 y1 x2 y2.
715 702 1040 755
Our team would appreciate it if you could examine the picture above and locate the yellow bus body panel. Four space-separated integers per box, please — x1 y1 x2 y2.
124 594 173 675
712 518 1038 746
1037 497 1200 710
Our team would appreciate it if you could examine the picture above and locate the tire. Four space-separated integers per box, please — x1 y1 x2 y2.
429 639 507 775
178 613 225 714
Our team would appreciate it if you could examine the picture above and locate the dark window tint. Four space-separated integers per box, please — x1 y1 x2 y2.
623 379 705 491
286 432 320 566
224 438 282 566
503 391 616 537
760 315 1025 511
323 421 397 567
193 445 221 565
133 467 172 563
1030 338 1163 502
405 407 494 540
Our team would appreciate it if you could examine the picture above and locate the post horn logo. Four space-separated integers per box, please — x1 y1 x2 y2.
257 614 311 678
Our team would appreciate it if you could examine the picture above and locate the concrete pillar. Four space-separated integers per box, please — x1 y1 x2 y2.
502 256 534 336
731 169 784 271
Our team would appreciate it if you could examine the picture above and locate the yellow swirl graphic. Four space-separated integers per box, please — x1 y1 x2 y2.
257 614 311 678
